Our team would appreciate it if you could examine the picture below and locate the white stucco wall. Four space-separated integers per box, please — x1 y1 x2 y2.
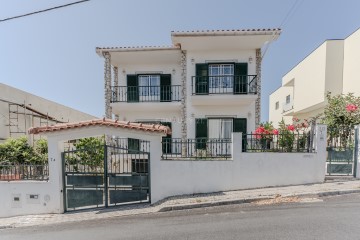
269 86 293 128
343 28 360 96
150 125 327 203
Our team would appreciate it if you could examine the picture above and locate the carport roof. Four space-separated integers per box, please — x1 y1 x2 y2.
28 118 171 135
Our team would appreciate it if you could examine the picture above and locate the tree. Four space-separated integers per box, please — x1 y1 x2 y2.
322 92 360 148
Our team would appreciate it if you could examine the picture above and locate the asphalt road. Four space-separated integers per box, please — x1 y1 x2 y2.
1 193 360 240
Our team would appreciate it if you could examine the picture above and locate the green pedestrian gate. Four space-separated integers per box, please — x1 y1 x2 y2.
62 144 150 211
326 128 358 176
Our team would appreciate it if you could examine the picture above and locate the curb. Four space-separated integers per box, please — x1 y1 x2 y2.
158 189 360 212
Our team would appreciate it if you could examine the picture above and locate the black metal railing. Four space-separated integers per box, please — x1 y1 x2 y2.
191 75 257 95
112 138 150 153
161 138 232 160
111 85 181 102
244 133 312 153
0 164 49 181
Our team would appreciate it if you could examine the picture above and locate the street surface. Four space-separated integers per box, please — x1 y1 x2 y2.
1 193 360 240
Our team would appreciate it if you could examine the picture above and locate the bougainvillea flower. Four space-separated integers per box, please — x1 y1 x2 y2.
346 104 358 112
287 125 295 131
272 129 279 135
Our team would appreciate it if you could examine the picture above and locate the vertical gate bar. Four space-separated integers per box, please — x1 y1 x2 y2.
354 128 358 177
62 152 67 212
148 152 151 203
104 144 108 208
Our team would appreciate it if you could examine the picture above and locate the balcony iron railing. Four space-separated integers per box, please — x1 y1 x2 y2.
0 164 49 181
161 138 232 160
111 85 181 103
191 75 257 95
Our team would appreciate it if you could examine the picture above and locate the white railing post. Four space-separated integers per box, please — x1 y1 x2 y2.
354 126 360 178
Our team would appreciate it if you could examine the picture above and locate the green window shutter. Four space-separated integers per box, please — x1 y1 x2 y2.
127 75 139 102
161 122 172 153
234 63 248 94
160 74 171 102
195 64 209 94
195 118 208 149
128 138 140 153
233 118 247 152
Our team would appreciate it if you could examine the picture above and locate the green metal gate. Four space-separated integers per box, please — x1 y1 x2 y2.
326 128 357 176
62 142 150 211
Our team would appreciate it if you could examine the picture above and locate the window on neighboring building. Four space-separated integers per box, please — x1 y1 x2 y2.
275 101 279 110
286 95 291 104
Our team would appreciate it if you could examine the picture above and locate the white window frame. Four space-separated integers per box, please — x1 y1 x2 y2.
138 75 160 97
208 64 234 93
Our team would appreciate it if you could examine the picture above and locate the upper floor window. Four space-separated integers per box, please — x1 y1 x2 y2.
208 64 234 89
286 95 291 104
275 101 279 110
138 75 160 96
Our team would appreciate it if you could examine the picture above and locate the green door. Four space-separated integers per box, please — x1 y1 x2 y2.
234 63 248 94
233 118 247 151
195 64 209 94
160 74 171 102
127 75 139 102
195 118 208 149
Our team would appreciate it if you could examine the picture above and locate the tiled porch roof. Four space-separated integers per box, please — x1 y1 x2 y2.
171 28 281 36
28 119 171 135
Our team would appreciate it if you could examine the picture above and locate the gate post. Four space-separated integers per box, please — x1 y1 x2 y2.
355 126 360 178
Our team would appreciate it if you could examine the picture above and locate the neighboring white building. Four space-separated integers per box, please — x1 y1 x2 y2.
97 28 281 149
0 83 96 143
269 28 360 127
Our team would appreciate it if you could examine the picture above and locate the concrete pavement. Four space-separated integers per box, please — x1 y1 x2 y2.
0 178 359 229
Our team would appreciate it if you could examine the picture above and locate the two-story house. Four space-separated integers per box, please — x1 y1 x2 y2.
269 27 360 128
96 29 281 155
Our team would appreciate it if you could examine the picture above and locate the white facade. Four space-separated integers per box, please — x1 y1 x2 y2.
97 29 281 139
269 28 360 127
0 83 95 143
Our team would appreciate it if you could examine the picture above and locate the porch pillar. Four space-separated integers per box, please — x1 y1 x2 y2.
255 48 262 127
180 50 187 156
113 66 119 120
104 51 112 119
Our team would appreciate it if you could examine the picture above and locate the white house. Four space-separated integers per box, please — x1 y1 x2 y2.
269 27 360 127
96 28 281 151
0 83 96 143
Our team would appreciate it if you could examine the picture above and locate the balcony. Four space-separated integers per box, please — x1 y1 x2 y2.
282 101 294 115
111 85 182 113
190 75 257 106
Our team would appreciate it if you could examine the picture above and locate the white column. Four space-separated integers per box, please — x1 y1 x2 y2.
315 124 327 179
47 137 65 213
148 135 163 203
231 132 242 160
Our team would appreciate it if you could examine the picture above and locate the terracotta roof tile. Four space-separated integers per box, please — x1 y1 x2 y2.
28 119 171 135
171 28 281 34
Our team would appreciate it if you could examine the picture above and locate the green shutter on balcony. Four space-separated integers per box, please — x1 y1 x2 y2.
234 63 248 94
160 74 171 102
128 138 140 153
233 118 247 152
195 118 208 149
127 75 139 102
161 122 172 153
195 64 209 94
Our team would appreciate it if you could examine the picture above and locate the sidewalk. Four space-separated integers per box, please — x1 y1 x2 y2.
1 179 359 229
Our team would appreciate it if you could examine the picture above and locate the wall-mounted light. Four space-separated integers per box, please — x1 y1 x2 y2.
191 58 195 64
122 69 126 75
172 69 176 75
248 57 253 64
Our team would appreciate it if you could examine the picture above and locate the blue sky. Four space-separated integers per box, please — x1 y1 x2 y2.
1 0 360 121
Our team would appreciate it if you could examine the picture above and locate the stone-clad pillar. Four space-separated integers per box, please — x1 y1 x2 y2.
104 52 112 119
113 66 119 120
180 50 187 155
255 48 262 127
